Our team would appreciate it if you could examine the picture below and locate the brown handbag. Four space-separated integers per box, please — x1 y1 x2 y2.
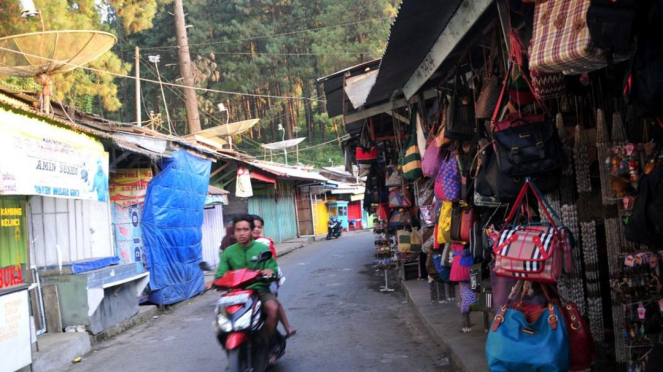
475 24 502 120
459 206 478 243
450 203 463 242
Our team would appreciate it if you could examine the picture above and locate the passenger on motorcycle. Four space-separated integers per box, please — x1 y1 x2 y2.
251 215 296 338
215 214 280 341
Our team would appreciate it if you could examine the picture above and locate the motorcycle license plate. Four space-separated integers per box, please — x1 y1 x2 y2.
218 293 250 306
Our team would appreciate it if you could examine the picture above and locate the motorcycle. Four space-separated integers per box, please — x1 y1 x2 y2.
200 251 286 372
326 217 343 240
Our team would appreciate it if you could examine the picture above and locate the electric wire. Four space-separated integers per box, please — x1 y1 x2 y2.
0 45 326 102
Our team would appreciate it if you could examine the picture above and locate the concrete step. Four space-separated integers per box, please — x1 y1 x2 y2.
32 332 91 372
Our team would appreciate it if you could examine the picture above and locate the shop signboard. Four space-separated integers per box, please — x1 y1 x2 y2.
109 168 153 206
0 107 110 201
0 289 31 372
0 197 27 291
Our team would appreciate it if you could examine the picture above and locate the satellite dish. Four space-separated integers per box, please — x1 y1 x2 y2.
0 30 117 113
261 137 306 150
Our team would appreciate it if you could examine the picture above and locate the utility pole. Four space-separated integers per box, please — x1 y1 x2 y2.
135 46 141 127
173 0 201 134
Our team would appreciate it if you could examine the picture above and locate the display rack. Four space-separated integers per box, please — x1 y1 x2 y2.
373 221 396 292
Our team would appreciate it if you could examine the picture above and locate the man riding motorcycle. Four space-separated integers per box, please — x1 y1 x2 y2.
215 214 280 341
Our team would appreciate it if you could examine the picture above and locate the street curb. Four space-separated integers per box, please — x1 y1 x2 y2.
401 281 472 372
90 305 159 345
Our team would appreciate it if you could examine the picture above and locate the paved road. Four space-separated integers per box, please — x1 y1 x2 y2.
64 231 449 372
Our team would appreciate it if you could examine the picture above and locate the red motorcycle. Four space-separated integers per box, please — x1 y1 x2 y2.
201 251 286 372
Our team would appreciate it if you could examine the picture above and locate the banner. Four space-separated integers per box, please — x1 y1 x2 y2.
111 203 146 267
0 107 109 201
0 290 31 372
0 197 27 291
110 168 153 206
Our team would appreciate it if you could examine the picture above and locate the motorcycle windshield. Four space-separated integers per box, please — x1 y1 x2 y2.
214 269 261 289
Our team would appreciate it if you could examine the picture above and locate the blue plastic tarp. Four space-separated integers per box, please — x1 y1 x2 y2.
142 150 211 305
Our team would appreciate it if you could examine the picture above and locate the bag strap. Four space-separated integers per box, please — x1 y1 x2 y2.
501 180 560 232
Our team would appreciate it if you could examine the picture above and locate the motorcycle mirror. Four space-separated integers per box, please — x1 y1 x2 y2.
198 261 212 271
256 250 273 263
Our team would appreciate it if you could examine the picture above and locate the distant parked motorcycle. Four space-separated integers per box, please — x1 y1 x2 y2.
199 251 286 372
326 217 342 240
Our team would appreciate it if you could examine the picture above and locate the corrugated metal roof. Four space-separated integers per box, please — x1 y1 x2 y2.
364 0 464 106
248 162 329 182
318 59 381 118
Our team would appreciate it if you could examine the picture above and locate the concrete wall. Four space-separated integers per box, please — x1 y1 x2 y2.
222 181 249 224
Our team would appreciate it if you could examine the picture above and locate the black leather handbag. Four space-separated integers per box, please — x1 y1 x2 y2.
492 119 563 177
445 68 475 141
475 138 561 202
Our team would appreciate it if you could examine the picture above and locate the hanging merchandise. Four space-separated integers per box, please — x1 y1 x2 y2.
399 104 424 181
624 0 663 117
548 285 596 371
486 282 570 372
475 24 503 120
474 138 561 202
385 164 403 188
492 181 568 283
450 243 472 282
445 67 476 141
388 209 410 228
530 69 566 101
625 163 663 248
434 152 461 201
529 0 631 74
421 226 435 254
422 131 446 178
388 186 412 208
450 204 477 244
235 167 253 198
436 201 453 245
356 120 378 164
491 64 563 177
397 229 413 252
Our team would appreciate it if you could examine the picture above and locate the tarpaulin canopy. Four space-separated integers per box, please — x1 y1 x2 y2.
142 149 211 305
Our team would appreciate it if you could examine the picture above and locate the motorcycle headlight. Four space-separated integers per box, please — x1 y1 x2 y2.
234 311 252 331
216 314 233 333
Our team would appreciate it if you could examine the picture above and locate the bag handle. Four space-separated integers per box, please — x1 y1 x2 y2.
501 180 560 232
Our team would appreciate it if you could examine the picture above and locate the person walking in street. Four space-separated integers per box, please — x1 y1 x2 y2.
219 222 236 252
251 214 297 338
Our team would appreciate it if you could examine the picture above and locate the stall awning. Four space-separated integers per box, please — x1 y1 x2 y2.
250 170 277 184
364 0 493 106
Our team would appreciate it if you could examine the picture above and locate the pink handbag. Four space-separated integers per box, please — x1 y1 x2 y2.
422 142 444 178
492 182 563 283
449 243 470 282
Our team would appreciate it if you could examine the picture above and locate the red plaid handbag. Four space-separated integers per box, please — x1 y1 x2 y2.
529 0 630 74
492 181 564 283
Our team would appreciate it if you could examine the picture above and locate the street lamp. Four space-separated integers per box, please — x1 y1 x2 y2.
277 123 288 165
218 103 231 149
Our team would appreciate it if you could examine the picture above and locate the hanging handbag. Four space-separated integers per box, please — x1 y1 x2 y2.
421 226 435 254
399 105 424 181
419 205 436 227
377 203 390 221
397 230 412 252
492 181 564 283
450 243 471 282
529 0 631 74
389 209 410 227
422 108 446 177
490 62 563 177
486 281 570 372
436 201 453 245
356 120 377 164
445 68 475 141
530 69 566 101
475 138 561 202
475 24 503 120
432 251 451 282
426 252 441 281
388 187 412 208
450 203 463 243
385 165 402 187
459 206 478 244
410 228 422 252
414 177 435 207
546 285 595 371
434 153 461 201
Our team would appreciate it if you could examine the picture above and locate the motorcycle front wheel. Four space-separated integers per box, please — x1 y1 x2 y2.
228 348 248 372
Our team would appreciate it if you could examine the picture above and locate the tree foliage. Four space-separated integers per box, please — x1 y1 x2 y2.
110 0 396 167
0 0 168 112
